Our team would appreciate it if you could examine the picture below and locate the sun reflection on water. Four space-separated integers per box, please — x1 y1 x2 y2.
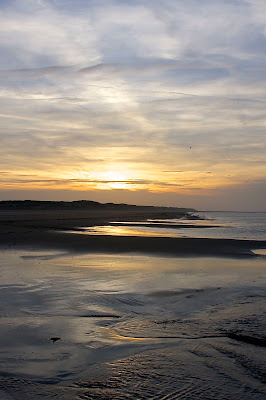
78 225 175 238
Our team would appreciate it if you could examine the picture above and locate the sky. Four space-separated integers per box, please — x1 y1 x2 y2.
0 0 265 211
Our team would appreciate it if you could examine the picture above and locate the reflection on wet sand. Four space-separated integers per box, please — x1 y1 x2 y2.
253 249 266 256
68 217 229 239
71 225 177 238
0 250 265 399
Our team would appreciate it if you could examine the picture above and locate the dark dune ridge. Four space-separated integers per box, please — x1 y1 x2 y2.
0 199 195 212
0 202 265 257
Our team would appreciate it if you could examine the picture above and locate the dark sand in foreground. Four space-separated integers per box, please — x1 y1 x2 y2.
0 208 265 399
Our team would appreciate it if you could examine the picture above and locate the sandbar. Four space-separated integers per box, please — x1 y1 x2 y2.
0 208 265 257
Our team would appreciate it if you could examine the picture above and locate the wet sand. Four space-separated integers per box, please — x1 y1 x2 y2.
0 209 265 257
0 250 265 399
0 209 265 399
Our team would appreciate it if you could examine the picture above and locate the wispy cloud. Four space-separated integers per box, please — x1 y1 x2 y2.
0 0 265 209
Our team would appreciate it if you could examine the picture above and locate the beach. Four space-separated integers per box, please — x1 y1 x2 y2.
0 208 265 257
0 208 265 399
2 0 266 398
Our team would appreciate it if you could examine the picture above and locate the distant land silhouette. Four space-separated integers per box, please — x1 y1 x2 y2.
0 200 196 212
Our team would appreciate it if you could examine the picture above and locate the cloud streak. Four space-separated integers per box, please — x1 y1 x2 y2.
0 0 265 209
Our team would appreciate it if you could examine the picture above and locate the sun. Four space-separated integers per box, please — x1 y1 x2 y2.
98 171 130 190
66 167 136 190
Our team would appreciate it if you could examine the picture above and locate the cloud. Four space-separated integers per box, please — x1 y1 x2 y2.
1 178 265 211
0 65 74 77
0 0 265 209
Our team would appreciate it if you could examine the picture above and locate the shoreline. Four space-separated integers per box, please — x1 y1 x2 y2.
1 227 266 259
0 208 265 258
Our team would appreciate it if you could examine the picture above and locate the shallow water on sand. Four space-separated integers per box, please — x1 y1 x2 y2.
71 211 266 241
0 249 265 399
